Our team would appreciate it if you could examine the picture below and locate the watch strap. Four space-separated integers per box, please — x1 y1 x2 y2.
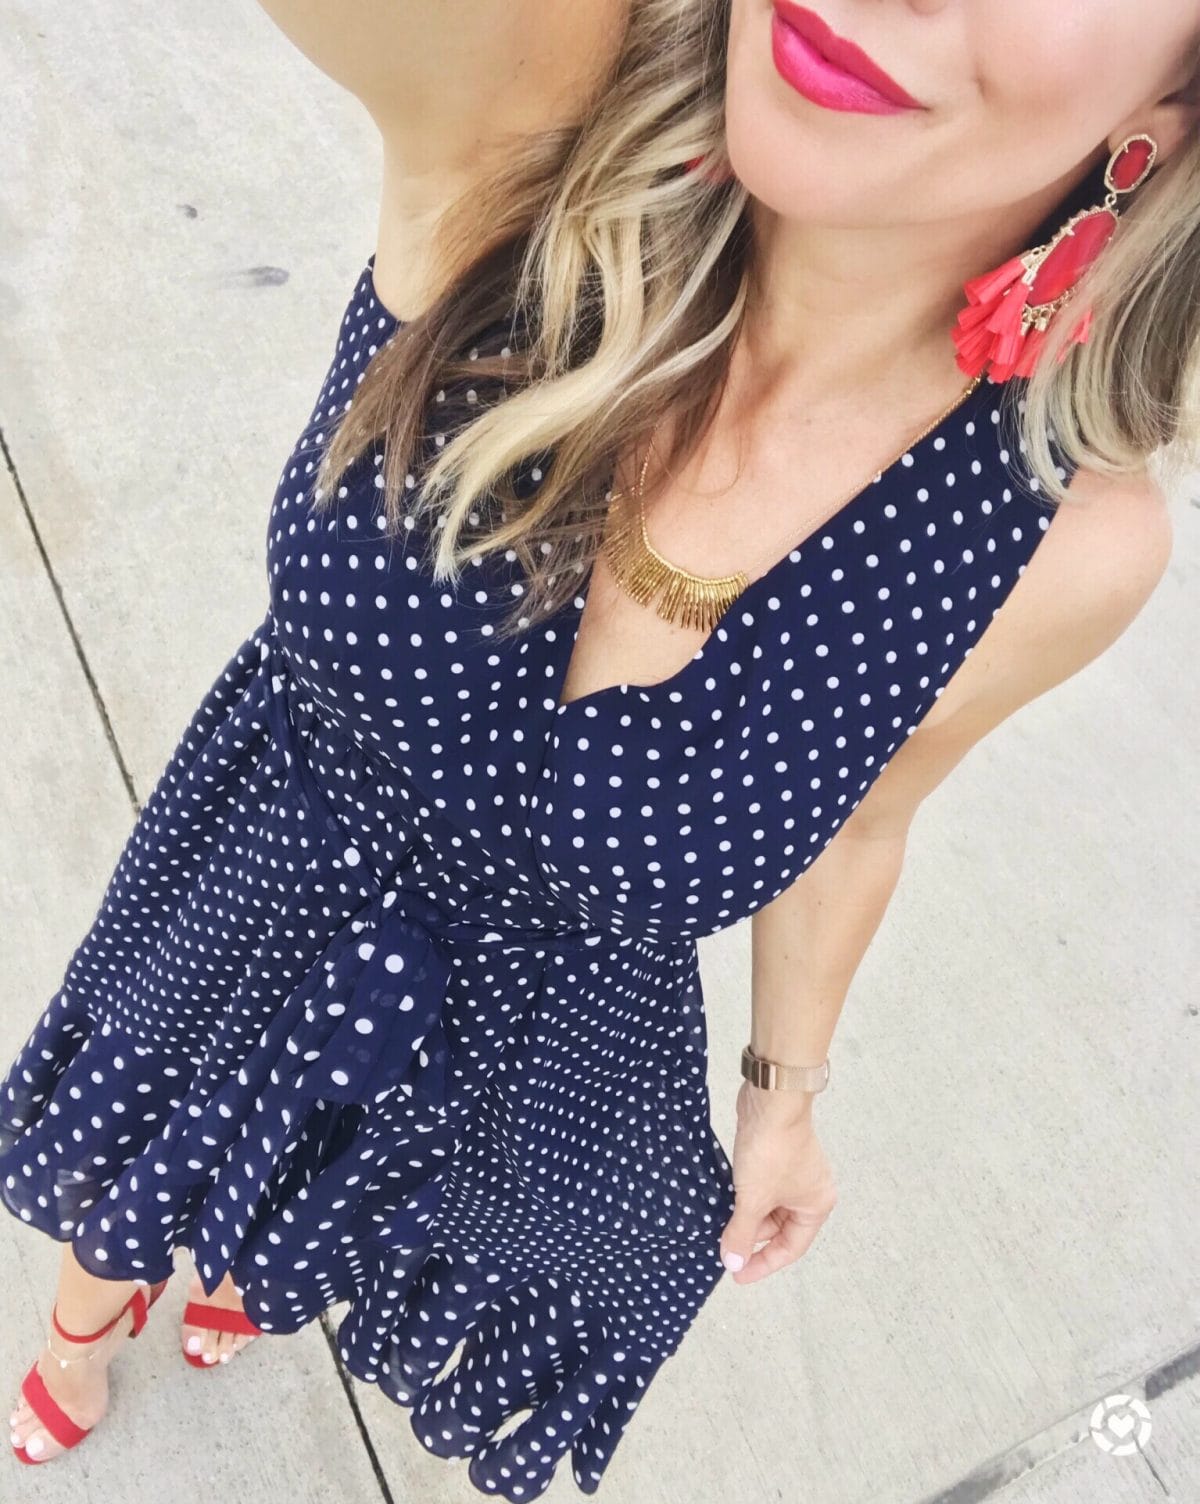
741 1043 830 1093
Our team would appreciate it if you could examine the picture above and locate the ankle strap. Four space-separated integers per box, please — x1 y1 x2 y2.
50 1289 142 1345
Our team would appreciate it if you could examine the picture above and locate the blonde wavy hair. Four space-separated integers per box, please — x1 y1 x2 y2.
312 0 1200 643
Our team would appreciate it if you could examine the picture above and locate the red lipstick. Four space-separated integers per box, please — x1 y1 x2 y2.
770 2 925 116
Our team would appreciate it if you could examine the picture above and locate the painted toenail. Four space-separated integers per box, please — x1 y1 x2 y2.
219 1352 231 1363
25 1435 44 1456
10 1431 21 1447
202 1353 216 1364
186 1335 203 1354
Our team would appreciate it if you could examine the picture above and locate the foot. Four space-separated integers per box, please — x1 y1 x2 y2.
179 1268 258 1367
9 1298 138 1462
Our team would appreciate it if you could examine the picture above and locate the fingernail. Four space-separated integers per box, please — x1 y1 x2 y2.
185 1335 203 1354
721 1249 745 1272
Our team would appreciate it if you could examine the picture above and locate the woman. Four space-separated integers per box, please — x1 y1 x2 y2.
4 0 1196 1495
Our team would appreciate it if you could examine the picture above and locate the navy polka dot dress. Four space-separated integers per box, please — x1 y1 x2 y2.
0 254 1072 1497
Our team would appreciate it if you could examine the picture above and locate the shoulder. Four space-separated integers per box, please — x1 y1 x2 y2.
842 461 1174 835
952 461 1173 722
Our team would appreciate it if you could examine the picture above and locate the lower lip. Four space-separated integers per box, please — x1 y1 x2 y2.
770 12 913 115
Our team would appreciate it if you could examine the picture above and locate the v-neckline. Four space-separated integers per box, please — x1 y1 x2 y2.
551 375 990 718
361 251 993 725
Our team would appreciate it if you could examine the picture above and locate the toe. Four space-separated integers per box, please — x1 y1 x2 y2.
12 1376 72 1461
180 1320 217 1365
182 1272 219 1365
180 1267 257 1367
11 1398 38 1448
204 1319 227 1365
13 1416 62 1462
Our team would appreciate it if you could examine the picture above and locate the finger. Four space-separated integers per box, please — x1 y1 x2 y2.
750 1211 779 1250
732 1208 827 1285
719 1199 776 1273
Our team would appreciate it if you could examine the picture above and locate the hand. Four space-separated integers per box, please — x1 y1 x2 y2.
718 1079 837 1285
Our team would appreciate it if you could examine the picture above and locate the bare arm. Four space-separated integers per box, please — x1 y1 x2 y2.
748 464 1175 1075
254 0 628 317
254 0 626 165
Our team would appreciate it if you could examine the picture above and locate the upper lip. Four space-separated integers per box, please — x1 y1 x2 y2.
771 1 925 110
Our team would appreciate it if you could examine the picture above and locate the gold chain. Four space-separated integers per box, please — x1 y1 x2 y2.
601 372 984 633
44 1315 123 1368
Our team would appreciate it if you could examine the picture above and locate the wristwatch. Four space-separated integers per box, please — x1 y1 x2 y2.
740 1043 830 1093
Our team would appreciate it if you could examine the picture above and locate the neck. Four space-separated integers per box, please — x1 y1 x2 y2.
736 171 1090 411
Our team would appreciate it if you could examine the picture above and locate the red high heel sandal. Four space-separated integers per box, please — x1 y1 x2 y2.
12 1277 170 1465
181 1295 263 1368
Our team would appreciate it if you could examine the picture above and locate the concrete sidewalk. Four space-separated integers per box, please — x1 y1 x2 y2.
2 4 1197 1501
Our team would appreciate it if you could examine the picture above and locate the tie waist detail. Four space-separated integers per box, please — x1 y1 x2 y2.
149 638 613 1266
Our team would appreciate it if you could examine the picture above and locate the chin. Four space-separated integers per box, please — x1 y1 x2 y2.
728 90 918 229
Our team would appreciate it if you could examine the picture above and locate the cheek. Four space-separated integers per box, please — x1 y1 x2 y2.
966 0 1185 160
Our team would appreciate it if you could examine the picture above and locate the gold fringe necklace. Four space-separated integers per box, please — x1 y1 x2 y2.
601 375 983 634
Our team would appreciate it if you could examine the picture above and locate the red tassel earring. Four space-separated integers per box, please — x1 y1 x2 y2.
952 133 1158 383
